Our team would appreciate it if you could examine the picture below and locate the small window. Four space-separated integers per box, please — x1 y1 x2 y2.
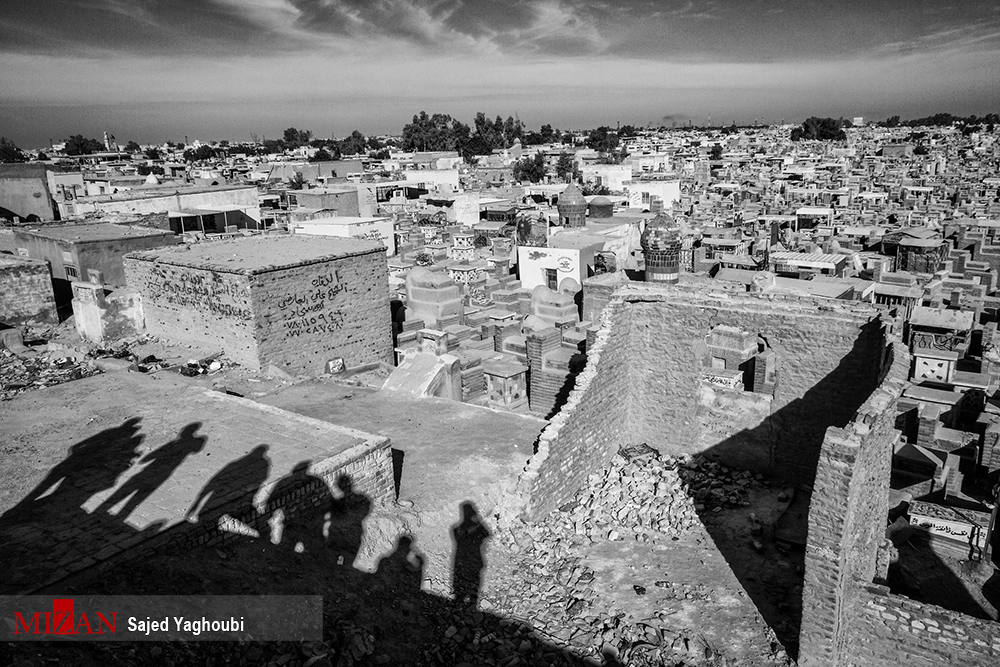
65 265 79 280
545 268 558 290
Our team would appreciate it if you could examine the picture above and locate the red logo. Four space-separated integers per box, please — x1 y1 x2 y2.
13 599 117 635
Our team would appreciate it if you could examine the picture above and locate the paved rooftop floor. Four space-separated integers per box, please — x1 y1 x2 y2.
0 372 386 594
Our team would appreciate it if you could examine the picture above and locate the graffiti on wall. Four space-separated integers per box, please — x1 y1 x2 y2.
145 265 252 320
278 269 348 337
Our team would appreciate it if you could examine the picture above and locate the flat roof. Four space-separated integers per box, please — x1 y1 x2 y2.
16 223 173 243
125 234 383 275
910 306 974 330
0 255 48 268
75 183 256 204
291 215 390 226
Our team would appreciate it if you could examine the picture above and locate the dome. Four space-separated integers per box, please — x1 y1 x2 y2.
588 196 614 218
144 173 160 185
557 183 586 208
640 212 681 252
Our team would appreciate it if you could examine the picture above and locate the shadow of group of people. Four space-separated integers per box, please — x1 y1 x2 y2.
0 418 492 616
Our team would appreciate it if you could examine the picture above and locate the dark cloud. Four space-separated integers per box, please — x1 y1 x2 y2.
3 0 999 62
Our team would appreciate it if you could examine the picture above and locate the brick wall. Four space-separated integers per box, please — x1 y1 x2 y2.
124 256 259 367
516 300 638 521
0 257 58 325
515 278 893 519
251 248 392 375
797 349 905 665
125 246 392 375
626 285 887 484
850 583 1000 666
794 346 996 667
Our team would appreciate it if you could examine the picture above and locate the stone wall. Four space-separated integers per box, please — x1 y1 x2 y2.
124 256 259 367
251 248 392 374
0 256 57 325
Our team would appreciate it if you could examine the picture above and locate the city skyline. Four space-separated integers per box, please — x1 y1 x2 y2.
3 0 1000 148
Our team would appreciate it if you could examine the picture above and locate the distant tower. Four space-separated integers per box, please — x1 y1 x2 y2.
557 182 587 228
640 211 682 284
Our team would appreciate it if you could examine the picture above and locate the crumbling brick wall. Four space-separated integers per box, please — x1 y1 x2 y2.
516 281 892 521
0 256 57 325
851 584 1000 665
797 346 906 665
797 347 999 666
517 300 638 520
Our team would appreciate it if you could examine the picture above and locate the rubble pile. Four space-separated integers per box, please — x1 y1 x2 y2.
489 531 726 667
547 449 702 545
425 608 588 666
677 456 763 510
0 349 101 400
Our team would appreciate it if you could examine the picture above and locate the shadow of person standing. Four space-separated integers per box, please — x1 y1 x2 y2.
375 534 425 594
452 502 491 608
185 445 270 535
265 460 332 557
328 474 371 568
0 417 145 593
95 423 206 521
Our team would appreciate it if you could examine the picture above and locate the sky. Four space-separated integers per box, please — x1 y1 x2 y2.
2 0 999 147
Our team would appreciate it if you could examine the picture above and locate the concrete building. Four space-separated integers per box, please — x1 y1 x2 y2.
58 184 261 232
288 188 361 217
13 223 177 308
124 236 392 375
0 163 57 222
291 215 396 256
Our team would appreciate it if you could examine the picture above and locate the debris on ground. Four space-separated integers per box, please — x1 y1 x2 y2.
1 348 102 400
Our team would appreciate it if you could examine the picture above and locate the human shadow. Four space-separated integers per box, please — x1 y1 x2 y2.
265 460 333 557
328 474 371 568
96 423 206 521
185 444 270 533
17 480 599 667
452 501 491 608
373 533 426 619
0 418 145 594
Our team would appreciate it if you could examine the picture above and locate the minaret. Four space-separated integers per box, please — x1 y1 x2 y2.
640 211 682 284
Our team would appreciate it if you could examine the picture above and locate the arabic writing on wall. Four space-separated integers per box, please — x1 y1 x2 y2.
278 270 348 337
146 266 252 320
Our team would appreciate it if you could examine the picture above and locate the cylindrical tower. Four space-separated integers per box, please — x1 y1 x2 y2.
557 183 587 228
640 211 682 284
